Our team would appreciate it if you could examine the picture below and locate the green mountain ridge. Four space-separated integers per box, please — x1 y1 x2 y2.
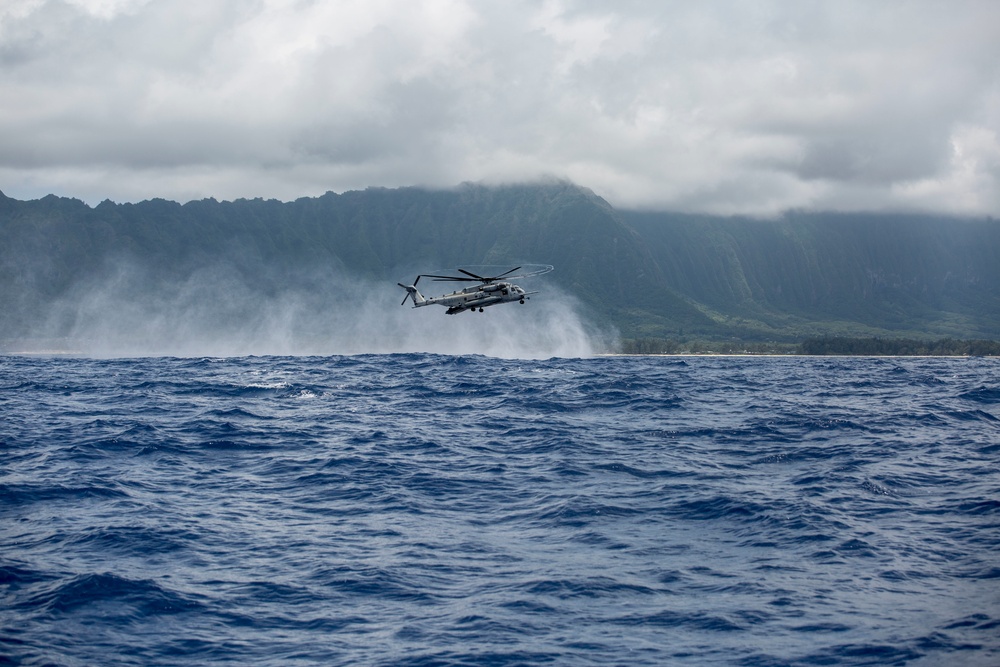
622 210 1000 339
1 182 998 347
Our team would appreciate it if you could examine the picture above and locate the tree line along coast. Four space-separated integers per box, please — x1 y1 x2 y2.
618 337 1000 356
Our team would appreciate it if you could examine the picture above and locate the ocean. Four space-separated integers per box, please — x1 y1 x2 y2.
2 353 998 666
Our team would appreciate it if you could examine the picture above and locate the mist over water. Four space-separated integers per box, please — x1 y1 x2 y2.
31 262 604 359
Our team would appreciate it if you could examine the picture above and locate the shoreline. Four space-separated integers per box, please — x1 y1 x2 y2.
3 350 995 359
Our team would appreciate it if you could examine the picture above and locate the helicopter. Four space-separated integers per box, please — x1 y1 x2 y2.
398 265 553 314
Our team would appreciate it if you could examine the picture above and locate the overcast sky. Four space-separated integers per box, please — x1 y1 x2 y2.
2 0 998 215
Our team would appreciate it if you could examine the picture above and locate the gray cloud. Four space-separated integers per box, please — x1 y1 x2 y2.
1 0 998 215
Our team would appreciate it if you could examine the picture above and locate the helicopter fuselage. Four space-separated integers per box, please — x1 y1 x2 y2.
398 265 550 314
411 281 530 314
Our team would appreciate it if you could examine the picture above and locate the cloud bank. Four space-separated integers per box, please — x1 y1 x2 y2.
1 0 999 215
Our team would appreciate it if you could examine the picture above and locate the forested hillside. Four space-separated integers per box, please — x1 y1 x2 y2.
2 182 998 347
622 210 1000 339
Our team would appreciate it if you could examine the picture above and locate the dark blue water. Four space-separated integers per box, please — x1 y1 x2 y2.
2 354 999 666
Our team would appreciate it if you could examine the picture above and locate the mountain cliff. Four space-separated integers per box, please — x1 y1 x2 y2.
622 210 1000 340
1 183 998 346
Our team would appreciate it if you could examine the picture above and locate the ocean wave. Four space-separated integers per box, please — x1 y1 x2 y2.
2 354 999 666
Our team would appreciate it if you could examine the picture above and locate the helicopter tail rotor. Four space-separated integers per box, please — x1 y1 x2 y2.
398 276 426 306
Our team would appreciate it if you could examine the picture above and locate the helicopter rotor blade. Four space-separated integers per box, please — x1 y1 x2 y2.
456 266 522 283
422 265 543 283
424 273 476 282
495 266 522 279
458 269 488 281
483 265 553 282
